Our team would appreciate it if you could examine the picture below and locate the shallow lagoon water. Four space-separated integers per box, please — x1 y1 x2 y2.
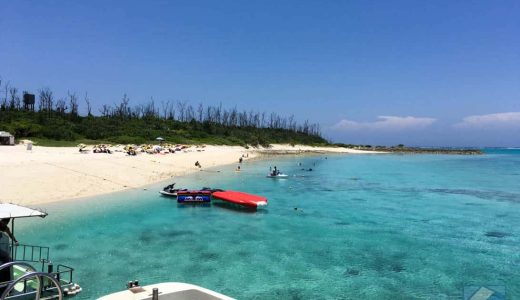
15 151 520 299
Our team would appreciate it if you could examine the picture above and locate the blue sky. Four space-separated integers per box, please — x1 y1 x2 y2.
1 0 519 146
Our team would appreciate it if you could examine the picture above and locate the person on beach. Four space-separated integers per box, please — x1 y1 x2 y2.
195 161 201 168
239 157 243 163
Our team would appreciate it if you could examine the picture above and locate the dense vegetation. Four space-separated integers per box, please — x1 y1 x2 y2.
334 143 483 155
0 79 327 146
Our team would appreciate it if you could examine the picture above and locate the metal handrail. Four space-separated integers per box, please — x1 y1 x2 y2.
11 244 50 264
0 261 39 286
0 271 63 300
0 243 51 275
0 261 41 298
56 265 74 285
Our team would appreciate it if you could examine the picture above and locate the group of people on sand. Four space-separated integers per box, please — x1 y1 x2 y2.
127 147 137 156
78 143 112 154
125 144 191 156
93 145 112 154
118 144 192 156
77 143 197 156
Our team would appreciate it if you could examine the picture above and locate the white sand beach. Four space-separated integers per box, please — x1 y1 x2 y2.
0 144 379 205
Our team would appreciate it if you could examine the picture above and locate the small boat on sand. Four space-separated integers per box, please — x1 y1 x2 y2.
212 191 268 208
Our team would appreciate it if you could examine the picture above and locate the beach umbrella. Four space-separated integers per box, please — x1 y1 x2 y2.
156 137 164 141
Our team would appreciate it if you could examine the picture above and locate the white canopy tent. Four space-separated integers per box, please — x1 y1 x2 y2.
0 203 47 219
0 203 47 258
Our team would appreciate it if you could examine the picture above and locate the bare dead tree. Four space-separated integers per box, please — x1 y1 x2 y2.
253 112 260 128
132 104 143 118
99 104 112 117
115 94 130 119
197 103 204 122
177 100 187 122
68 91 79 117
8 87 20 110
55 98 68 114
205 106 212 123
168 100 175 120
280 115 287 130
238 111 247 127
302 120 310 134
84 92 92 116
38 87 54 116
185 104 194 121
0 77 3 110
229 106 237 126
248 110 255 127
161 99 170 119
2 80 10 110
215 103 222 124
221 110 229 126
288 115 295 131
143 97 157 119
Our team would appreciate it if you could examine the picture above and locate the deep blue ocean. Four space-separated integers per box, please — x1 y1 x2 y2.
14 149 520 299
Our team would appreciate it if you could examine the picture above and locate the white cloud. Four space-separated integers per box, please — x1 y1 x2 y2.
455 112 520 129
331 116 436 131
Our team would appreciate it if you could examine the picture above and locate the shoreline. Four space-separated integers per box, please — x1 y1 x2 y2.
0 144 380 206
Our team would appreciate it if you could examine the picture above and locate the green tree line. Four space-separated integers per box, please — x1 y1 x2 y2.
0 77 327 146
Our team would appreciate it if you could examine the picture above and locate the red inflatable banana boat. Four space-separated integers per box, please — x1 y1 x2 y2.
212 191 268 208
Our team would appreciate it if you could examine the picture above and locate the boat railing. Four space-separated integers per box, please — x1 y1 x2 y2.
9 244 74 285
12 243 50 266
55 264 75 285
0 261 39 294
1 271 63 300
0 242 51 268
0 261 64 300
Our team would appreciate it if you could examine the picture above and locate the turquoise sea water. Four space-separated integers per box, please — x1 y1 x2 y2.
14 151 520 299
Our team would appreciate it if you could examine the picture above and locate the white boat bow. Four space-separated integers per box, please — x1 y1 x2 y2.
98 282 235 300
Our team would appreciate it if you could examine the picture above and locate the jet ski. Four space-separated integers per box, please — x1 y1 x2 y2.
159 183 188 197
266 171 289 178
